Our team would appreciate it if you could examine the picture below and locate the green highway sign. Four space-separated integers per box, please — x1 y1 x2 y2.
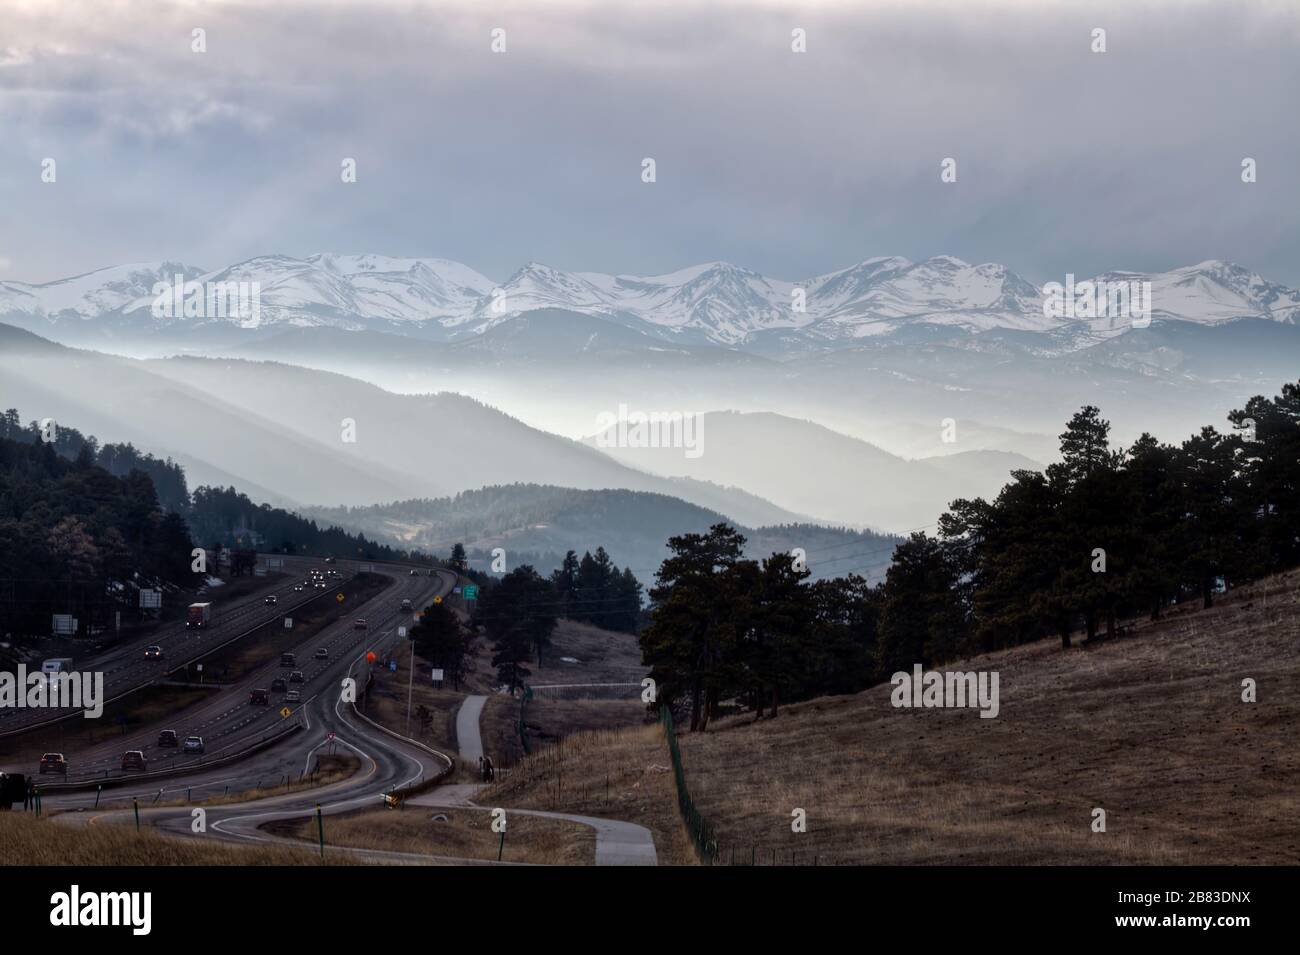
462 584 479 600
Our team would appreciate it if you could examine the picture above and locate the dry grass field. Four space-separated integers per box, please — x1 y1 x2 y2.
483 724 697 865
484 570 1300 866
266 806 595 864
0 812 356 865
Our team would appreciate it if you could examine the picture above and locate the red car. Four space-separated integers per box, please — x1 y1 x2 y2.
39 753 67 775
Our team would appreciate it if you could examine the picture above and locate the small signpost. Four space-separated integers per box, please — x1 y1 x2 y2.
280 706 292 718
462 584 479 601
389 660 398 673
397 626 407 639
431 668 444 687
139 589 162 610
284 617 293 629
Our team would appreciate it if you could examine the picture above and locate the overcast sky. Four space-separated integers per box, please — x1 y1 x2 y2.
2 0 1298 285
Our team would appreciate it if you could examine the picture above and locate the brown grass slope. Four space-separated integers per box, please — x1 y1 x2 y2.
678 570 1300 865
0 813 355 866
485 569 1300 866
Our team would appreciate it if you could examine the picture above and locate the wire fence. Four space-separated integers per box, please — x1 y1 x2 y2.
527 682 644 701
658 706 722 864
657 706 826 866
517 685 532 756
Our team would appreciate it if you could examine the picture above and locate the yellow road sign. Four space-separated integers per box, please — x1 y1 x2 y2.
280 706 292 718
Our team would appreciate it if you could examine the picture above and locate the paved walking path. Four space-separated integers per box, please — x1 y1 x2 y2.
418 696 658 866
456 695 487 765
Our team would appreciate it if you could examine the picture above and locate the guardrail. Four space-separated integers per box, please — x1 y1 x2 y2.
30 722 304 794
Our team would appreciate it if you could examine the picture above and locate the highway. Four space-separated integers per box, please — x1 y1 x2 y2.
0 555 344 737
41 564 462 856
31 558 657 865
14 560 449 784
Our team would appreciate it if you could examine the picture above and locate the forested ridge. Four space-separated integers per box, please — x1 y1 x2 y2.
638 383 1300 730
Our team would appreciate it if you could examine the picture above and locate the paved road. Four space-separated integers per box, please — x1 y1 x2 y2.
0 556 325 738
428 694 658 866
456 695 487 765
13 560 447 784
42 573 658 867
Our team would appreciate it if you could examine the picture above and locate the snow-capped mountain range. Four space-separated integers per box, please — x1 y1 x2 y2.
3 253 1298 351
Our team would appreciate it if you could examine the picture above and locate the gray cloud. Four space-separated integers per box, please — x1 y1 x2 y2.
2 0 1298 285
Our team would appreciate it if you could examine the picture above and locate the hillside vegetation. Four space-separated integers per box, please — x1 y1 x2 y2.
488 570 1300 865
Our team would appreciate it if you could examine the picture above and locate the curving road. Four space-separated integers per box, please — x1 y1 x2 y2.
43 563 658 866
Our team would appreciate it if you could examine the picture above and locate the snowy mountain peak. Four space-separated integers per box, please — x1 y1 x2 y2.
3 254 1297 346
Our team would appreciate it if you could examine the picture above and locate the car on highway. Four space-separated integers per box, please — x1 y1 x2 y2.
183 736 204 754
353 618 367 630
315 647 328 659
289 670 305 684
324 557 335 564
264 595 278 605
284 689 301 703
409 569 418 576
121 751 147 772
400 599 412 611
143 645 163 659
280 652 296 667
39 753 67 775
294 584 304 592
158 729 178 747
270 677 287 692
249 688 270 705
315 581 327 590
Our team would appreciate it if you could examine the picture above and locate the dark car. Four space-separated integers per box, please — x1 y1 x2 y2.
264 595 278 605
143 645 163 659
249 688 270 705
353 618 367 630
270 677 287 692
289 670 305 684
158 729 178 747
121 750 147 772
39 753 67 775
0 772 28 810
183 736 204 754
314 647 328 659
280 652 296 667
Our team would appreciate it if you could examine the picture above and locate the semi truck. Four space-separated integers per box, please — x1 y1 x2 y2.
186 602 213 629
